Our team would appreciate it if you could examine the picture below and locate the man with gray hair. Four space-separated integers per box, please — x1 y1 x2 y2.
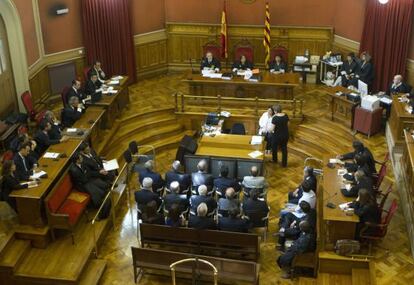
165 160 191 191
190 184 217 215
242 165 266 190
134 177 162 211
218 187 240 216
188 202 216 230
164 181 189 212
138 160 165 193
388 74 411 95
61 96 83 127
191 159 213 192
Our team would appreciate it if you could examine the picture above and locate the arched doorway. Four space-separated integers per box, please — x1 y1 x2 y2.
0 15 18 118
0 0 30 112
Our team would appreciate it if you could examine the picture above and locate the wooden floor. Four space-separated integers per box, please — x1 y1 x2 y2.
90 73 414 285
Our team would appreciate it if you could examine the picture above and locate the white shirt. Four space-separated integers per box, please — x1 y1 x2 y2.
258 112 274 135
295 190 316 212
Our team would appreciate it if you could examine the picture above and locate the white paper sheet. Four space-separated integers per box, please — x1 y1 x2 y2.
251 136 263 145
248 150 263 159
43 152 60 159
66 128 78 133
108 80 120 85
103 159 119 171
31 170 47 179
329 158 341 164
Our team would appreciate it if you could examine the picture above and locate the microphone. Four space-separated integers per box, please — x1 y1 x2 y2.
323 189 338 208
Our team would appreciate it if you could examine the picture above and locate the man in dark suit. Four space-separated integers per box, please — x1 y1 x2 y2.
218 207 249 233
200 51 221 72
164 181 189 212
138 160 165 193
338 140 376 175
84 74 102 103
269 55 287 73
61 96 84 128
189 184 217 215
218 187 240 216
277 220 315 279
242 189 269 227
388 74 411 95
351 52 374 88
79 142 115 185
13 142 34 181
188 203 216 230
277 201 316 249
340 53 358 87
69 153 111 218
165 160 191 192
66 79 88 105
341 170 373 197
232 55 253 71
87 60 107 88
34 120 67 155
191 159 213 193
213 165 240 197
134 177 162 213
43 111 62 141
288 167 317 204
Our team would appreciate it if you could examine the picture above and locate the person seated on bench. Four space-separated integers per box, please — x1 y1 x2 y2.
219 207 249 233
277 220 315 279
344 188 380 239
343 153 374 182
141 200 164 225
337 140 376 175
13 142 35 181
341 169 373 198
242 189 269 227
213 165 240 197
138 160 165 193
241 166 266 195
277 201 316 251
164 181 189 213
218 187 240 216
80 142 115 186
280 180 315 216
135 177 162 215
61 96 84 128
191 159 213 192
165 160 191 192
288 166 316 204
34 120 67 156
69 152 111 219
188 203 217 230
189 184 217 215
165 203 185 227
43 110 63 141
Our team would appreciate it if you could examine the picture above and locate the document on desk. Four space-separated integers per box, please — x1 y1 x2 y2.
379 97 392 105
108 80 120 85
329 158 341 164
337 169 347 176
31 170 47 179
66 128 78 133
248 150 263 159
111 75 123 80
251 136 263 145
43 152 60 159
103 159 120 171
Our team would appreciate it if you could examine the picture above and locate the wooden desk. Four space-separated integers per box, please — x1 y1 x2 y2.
89 76 129 128
321 161 359 249
70 106 105 148
326 86 359 129
402 130 414 198
10 140 83 226
196 134 264 160
183 71 300 100
389 96 414 146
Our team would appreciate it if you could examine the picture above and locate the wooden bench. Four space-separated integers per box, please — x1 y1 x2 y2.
139 223 260 261
131 247 260 284
44 173 90 244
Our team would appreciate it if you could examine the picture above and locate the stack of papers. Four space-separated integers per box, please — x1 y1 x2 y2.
43 152 60 159
108 80 120 85
251 136 263 145
248 151 263 159
380 97 392 105
339 202 351 210
329 158 341 164
103 159 120 171
66 128 78 133
337 169 347 176
31 170 47 179
111 75 123 80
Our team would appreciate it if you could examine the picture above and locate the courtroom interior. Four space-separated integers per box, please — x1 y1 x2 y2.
1 0 414 284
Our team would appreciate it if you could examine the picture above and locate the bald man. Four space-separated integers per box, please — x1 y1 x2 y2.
165 160 191 191
388 75 411 95
138 160 165 193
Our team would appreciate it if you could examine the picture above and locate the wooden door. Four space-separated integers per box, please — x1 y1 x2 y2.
0 15 17 119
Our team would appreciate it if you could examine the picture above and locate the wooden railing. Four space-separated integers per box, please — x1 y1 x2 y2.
173 92 304 118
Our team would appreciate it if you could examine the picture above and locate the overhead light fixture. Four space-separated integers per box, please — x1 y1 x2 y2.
378 0 389 4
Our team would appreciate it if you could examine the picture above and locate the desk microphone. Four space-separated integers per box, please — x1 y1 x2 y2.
323 190 338 208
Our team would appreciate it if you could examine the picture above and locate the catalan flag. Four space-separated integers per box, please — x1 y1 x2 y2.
263 2 271 68
221 0 228 59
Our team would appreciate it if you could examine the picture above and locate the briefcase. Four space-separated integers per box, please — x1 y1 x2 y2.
335 239 360 256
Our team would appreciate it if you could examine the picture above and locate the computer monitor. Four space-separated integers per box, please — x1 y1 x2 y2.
358 80 368 96
184 155 210 174
236 159 263 180
210 157 236 179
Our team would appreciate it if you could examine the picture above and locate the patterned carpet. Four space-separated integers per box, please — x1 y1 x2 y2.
97 73 414 285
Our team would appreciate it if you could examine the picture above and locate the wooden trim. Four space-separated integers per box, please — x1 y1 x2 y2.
333 35 360 52
134 29 167 45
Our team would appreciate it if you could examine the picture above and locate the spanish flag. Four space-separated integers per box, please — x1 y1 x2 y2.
263 2 271 68
221 1 228 59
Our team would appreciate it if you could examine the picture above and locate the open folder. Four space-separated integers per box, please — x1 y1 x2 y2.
103 159 119 171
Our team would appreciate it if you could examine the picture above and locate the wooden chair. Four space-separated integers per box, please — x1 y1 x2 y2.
360 199 398 254
372 161 387 193
378 183 393 212
20 91 46 129
270 45 289 65
61 86 71 107
203 41 222 60
244 208 270 242
234 39 254 63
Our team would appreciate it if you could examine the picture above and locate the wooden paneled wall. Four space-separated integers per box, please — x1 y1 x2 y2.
166 23 333 69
